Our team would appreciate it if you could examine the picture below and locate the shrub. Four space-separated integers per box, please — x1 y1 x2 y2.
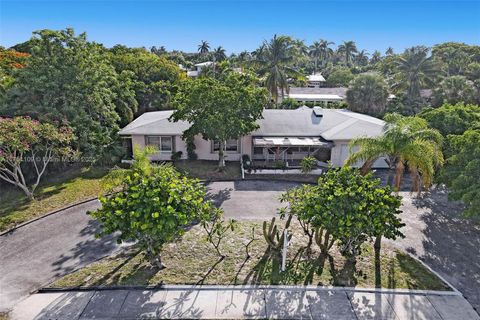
170 151 183 162
300 156 316 173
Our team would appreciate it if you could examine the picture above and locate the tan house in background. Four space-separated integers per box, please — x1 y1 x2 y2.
119 106 388 168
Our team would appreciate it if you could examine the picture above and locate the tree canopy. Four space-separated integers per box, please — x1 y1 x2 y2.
171 72 268 167
346 73 389 117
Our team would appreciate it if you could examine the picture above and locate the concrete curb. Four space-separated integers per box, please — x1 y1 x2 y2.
38 284 460 296
0 197 100 237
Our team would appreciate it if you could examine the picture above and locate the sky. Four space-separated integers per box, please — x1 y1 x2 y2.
1 0 479 54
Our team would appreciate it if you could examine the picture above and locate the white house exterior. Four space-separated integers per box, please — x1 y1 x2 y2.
186 61 214 77
283 87 348 105
119 106 388 168
306 73 326 87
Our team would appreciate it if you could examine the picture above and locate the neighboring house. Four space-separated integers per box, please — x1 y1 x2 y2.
306 73 326 87
119 106 388 168
187 61 214 77
282 87 347 105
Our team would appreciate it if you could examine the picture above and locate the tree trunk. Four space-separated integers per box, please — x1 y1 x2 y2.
374 236 382 288
218 141 226 169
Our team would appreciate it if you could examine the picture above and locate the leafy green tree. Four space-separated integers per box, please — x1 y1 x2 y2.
346 114 444 193
395 46 437 100
109 48 184 117
440 130 480 217
281 167 403 265
2 29 135 159
420 103 480 136
0 117 74 200
327 67 354 86
90 147 218 268
171 72 268 168
346 73 389 117
433 76 475 106
255 35 297 105
355 50 370 66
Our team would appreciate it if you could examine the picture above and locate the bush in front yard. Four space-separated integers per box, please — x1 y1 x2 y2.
300 156 316 173
89 147 219 269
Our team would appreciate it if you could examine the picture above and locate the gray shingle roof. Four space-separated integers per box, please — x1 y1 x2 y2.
119 107 385 141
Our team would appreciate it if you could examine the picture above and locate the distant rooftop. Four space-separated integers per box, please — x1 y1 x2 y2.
307 73 326 82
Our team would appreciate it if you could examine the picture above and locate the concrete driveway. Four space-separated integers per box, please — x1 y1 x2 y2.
206 180 300 220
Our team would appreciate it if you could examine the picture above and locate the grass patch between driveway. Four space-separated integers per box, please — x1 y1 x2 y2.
174 160 241 180
0 166 109 232
49 220 449 290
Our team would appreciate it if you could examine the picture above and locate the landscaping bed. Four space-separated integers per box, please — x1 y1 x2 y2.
0 166 109 232
49 220 449 291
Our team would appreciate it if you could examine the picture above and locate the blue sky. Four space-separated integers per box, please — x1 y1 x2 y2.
1 0 479 54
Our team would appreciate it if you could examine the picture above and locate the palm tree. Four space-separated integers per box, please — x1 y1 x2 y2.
213 46 227 62
346 114 443 194
309 39 334 72
395 46 437 100
385 47 394 56
370 51 382 64
198 40 210 55
256 35 297 105
346 73 389 116
355 50 369 66
337 41 358 66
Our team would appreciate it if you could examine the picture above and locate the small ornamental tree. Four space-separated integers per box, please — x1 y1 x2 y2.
89 147 218 269
0 117 74 200
281 167 404 259
300 156 316 173
171 72 268 168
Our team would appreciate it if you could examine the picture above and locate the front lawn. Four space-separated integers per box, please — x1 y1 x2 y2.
49 220 449 290
174 160 241 180
0 166 109 232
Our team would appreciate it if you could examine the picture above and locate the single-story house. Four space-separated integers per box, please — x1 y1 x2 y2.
119 106 388 168
306 73 326 87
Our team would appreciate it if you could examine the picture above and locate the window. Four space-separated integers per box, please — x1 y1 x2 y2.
146 136 173 152
253 147 264 155
212 139 239 152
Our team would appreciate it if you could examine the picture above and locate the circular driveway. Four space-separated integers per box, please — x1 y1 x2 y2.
206 180 301 220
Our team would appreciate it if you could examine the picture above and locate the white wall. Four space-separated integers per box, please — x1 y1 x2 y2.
331 140 388 168
130 134 247 162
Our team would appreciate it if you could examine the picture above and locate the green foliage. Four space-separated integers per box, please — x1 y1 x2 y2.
432 76 476 106
346 72 389 116
201 209 236 257
420 103 480 136
347 114 444 192
170 151 183 162
2 28 136 159
89 147 218 268
171 72 268 167
300 156 316 173
109 48 184 117
0 117 74 199
327 67 354 86
281 167 404 257
280 97 300 109
440 130 480 217
385 94 426 116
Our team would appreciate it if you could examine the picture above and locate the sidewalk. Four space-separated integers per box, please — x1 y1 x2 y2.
10 286 480 320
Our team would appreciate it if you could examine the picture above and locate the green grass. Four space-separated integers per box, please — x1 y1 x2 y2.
50 220 449 290
0 166 110 232
174 160 241 180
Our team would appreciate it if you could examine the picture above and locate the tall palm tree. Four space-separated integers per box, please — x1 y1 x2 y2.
309 39 334 72
337 41 358 66
346 114 443 194
213 46 227 62
370 50 382 64
355 50 370 66
395 46 437 100
256 35 297 105
385 47 394 56
198 40 210 56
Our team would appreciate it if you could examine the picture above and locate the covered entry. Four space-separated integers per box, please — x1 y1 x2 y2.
252 137 332 165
